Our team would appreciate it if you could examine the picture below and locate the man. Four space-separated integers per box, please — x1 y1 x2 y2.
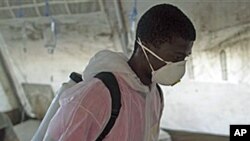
44 3 195 141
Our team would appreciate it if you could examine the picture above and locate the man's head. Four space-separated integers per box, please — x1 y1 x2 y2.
131 4 196 85
136 4 196 46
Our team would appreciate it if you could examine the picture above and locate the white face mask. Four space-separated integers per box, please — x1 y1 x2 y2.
137 39 187 86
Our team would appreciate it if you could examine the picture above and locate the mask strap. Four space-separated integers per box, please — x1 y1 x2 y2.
137 39 166 62
137 38 155 71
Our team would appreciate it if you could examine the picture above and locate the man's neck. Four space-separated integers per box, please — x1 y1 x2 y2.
128 55 152 86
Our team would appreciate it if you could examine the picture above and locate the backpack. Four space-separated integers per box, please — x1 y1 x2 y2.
69 72 163 141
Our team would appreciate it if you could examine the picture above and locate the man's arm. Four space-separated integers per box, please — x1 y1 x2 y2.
32 79 77 141
44 79 111 141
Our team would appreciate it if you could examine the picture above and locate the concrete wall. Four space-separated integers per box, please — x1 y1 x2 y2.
160 36 250 135
190 28 250 85
0 23 120 92
0 38 19 112
0 21 121 117
160 81 250 136
161 37 250 135
0 82 15 112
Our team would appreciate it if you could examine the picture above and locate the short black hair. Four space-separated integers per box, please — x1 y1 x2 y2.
136 4 196 46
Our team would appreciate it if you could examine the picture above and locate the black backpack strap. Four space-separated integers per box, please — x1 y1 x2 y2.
94 72 121 141
69 72 83 83
69 72 121 140
156 84 163 103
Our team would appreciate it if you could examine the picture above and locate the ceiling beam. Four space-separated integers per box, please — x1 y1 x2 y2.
64 0 71 15
6 0 15 18
0 0 93 11
33 0 41 17
98 0 111 31
0 11 104 25
113 0 129 55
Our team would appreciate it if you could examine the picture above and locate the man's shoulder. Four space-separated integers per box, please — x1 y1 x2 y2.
59 78 111 120
60 78 111 106
82 78 111 101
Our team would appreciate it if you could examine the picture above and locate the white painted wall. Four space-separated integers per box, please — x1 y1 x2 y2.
2 30 120 92
160 80 250 136
169 25 250 135
0 82 13 111
191 34 250 85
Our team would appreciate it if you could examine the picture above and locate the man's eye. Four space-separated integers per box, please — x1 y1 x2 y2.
174 55 185 62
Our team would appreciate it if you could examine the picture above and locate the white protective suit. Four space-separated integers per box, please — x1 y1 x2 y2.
37 50 164 141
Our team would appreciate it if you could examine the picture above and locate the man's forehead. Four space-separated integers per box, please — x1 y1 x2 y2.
159 37 193 53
